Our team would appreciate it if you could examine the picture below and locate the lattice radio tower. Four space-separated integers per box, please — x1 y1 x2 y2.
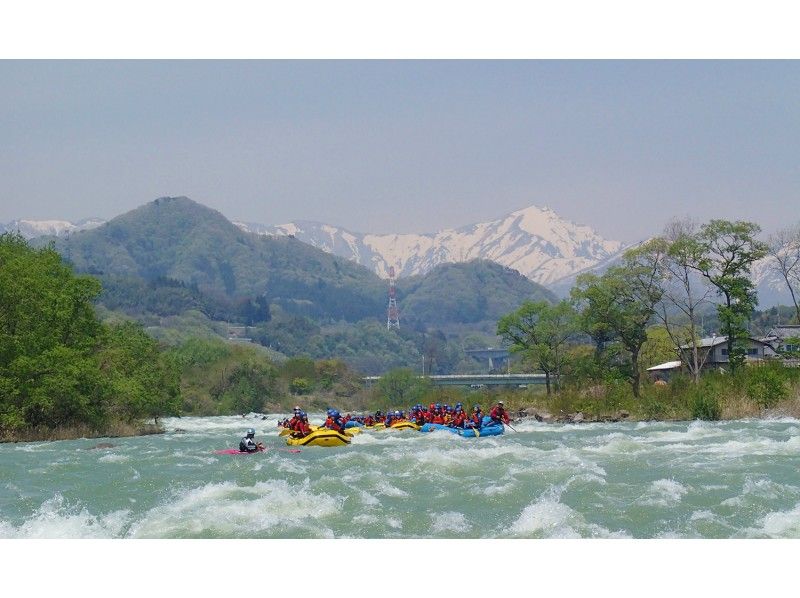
387 266 400 330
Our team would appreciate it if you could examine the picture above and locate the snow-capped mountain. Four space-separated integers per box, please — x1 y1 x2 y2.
235 205 626 286
7 204 795 308
0 218 104 239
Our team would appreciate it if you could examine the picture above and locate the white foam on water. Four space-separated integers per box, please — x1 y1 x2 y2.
372 480 409 498
689 509 724 524
127 479 343 538
477 481 516 496
0 494 131 539
509 500 582 538
273 458 309 475
352 513 379 525
430 511 471 533
358 489 381 507
386 517 402 529
753 502 800 537
98 453 129 463
507 498 627 538
637 479 689 507
721 477 799 508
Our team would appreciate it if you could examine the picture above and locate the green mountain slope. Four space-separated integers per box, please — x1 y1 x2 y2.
53 197 387 322
398 259 557 326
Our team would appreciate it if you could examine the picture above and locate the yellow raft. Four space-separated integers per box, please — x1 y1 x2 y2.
388 421 420 431
279 425 360 437
285 428 352 447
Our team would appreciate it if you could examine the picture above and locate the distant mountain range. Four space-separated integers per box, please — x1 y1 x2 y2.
6 202 796 307
234 205 625 287
25 197 553 327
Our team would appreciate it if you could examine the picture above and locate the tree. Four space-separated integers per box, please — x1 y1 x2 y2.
497 300 578 394
653 220 714 382
0 234 107 432
767 225 800 324
99 321 181 425
573 241 665 398
571 272 618 362
694 220 767 372
375 368 430 407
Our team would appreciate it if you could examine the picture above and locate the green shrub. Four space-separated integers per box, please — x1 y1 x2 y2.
290 377 312 395
690 390 721 421
745 365 789 409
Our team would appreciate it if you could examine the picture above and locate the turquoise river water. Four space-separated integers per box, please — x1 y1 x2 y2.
1 415 799 538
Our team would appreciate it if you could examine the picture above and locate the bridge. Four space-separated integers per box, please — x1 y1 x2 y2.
363 373 548 387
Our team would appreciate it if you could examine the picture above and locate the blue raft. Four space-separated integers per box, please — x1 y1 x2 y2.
420 416 504 438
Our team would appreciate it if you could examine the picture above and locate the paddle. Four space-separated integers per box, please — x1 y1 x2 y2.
505 421 518 432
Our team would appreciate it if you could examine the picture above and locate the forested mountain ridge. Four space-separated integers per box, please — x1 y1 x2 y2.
41 197 554 329
399 260 557 326
48 197 387 322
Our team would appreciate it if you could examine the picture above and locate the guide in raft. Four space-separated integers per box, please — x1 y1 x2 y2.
239 428 265 452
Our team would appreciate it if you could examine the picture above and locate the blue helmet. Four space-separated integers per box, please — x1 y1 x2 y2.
332 410 340 417
456 403 463 408
474 404 481 411
435 403 441 409
246 428 255 437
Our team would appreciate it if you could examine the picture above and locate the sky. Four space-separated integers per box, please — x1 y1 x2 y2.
1 60 798 243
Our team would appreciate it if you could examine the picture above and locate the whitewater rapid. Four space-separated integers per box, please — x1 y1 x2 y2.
1 415 799 538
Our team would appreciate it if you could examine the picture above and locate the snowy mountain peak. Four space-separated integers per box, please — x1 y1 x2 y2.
236 204 625 286
1 217 104 239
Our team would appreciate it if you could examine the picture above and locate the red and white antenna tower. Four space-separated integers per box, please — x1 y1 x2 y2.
387 266 400 330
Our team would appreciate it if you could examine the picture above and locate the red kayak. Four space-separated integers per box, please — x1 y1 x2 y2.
214 448 300 454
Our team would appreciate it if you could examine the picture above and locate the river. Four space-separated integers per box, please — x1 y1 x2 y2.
1 415 799 539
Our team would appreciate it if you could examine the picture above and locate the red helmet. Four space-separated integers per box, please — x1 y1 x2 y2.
429 404 435 410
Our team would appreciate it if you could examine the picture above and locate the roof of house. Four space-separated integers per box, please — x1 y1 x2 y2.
679 336 773 350
646 360 683 371
767 325 800 339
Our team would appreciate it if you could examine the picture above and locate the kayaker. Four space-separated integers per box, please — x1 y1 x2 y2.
489 401 510 425
239 429 264 452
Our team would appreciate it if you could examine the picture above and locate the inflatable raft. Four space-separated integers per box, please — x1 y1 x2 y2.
285 428 352 447
388 421 420 431
280 424 360 437
420 416 504 438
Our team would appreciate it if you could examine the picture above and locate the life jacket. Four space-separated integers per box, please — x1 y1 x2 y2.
432 414 444 424
490 406 510 424
326 416 345 433
240 437 257 452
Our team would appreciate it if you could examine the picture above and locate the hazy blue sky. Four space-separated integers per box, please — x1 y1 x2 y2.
1 60 798 242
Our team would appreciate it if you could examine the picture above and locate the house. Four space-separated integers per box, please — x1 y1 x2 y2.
679 335 778 369
763 325 800 353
